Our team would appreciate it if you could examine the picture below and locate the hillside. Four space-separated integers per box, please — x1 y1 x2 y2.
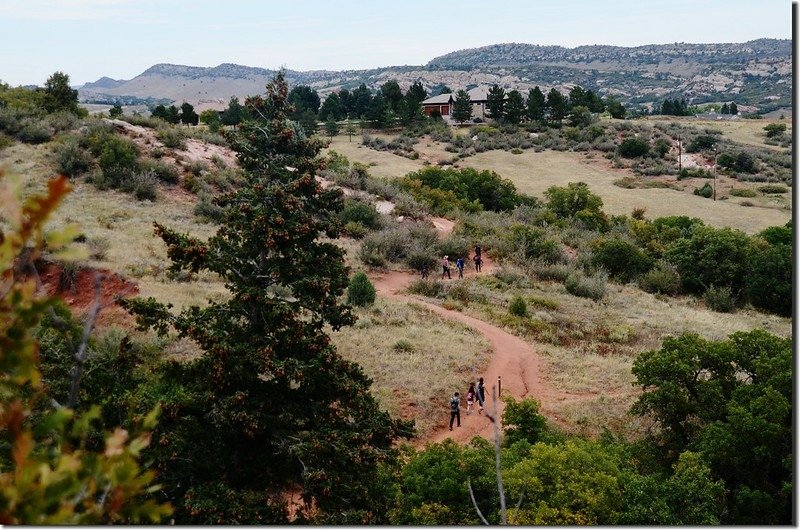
77 38 791 111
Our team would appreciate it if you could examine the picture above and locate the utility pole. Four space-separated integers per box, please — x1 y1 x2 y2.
678 135 682 172
713 146 717 201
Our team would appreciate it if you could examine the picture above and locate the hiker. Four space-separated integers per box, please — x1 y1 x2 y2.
456 257 465 278
474 245 482 260
449 391 461 430
441 255 451 279
473 253 482 272
477 377 486 413
466 383 476 414
421 263 429 279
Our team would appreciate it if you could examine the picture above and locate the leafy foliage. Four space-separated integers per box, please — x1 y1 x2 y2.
631 330 791 524
124 71 412 523
0 173 170 524
401 166 526 212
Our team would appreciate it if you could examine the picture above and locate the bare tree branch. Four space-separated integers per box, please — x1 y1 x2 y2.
67 272 104 409
487 384 507 525
467 478 489 525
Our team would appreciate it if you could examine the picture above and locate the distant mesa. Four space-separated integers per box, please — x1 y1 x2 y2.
77 38 791 113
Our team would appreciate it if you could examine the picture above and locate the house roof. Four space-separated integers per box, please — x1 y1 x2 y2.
422 93 454 105
467 87 490 102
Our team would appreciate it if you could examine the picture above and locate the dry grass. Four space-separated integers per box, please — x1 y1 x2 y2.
455 150 790 234
645 116 792 151
325 134 423 179
3 142 229 313
433 271 793 439
330 298 490 438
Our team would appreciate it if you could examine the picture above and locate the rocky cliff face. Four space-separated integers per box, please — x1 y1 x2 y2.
78 39 791 111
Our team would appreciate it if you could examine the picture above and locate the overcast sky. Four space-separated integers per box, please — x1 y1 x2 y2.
0 0 791 86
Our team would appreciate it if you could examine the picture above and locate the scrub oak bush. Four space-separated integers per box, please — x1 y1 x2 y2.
508 295 528 317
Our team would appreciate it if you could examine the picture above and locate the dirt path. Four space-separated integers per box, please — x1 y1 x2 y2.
369 245 575 446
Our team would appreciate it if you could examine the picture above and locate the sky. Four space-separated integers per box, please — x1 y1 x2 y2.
0 0 792 86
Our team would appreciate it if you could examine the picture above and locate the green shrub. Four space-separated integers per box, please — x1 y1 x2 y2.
686 134 717 153
502 397 547 445
703 285 735 313
532 261 573 282
156 127 186 149
545 182 608 230
763 123 787 138
638 261 681 295
130 172 158 201
591 238 653 283
54 137 92 177
617 137 649 158
693 182 713 198
758 184 787 194
407 279 444 298
509 295 528 317
194 194 226 223
0 133 13 150
97 135 139 187
666 226 754 295
343 221 369 239
347 271 376 306
678 167 713 180
759 224 792 246
435 234 470 261
45 110 81 133
139 159 180 184
746 242 791 316
401 166 525 212
565 271 607 301
17 119 52 144
729 188 757 198
187 159 210 177
340 199 381 230
405 250 438 273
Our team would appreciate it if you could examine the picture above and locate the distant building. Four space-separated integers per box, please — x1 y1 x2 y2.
693 110 741 121
421 93 454 116
420 86 498 121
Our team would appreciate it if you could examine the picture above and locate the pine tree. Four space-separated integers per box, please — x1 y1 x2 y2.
451 89 473 124
324 117 340 138
729 102 738 115
527 86 546 122
125 71 412 524
504 89 525 125
720 103 730 114
486 84 506 122
546 88 568 124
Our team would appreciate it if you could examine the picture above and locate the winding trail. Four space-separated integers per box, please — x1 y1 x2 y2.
368 217 574 445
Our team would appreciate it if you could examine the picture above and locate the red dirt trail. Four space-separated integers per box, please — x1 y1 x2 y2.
369 217 574 446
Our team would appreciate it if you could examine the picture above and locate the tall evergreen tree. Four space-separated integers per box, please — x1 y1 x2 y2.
179 102 198 125
546 88 568 124
504 89 525 125
605 96 626 119
568 85 587 109
366 91 387 128
486 84 506 122
585 89 605 113
125 71 412 524
351 84 372 119
451 89 473 124
318 92 345 121
720 103 730 114
380 80 403 112
221 96 245 127
287 85 321 114
338 88 353 118
729 102 738 115
527 86 546 122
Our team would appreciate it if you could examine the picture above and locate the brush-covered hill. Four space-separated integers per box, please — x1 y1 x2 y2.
78 38 791 111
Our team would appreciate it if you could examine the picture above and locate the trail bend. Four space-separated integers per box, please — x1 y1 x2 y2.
369 245 573 445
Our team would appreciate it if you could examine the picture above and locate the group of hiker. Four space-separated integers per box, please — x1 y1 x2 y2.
449 377 487 431
421 245 483 280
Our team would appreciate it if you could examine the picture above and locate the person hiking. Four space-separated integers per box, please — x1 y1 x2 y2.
456 257 465 278
421 262 429 279
466 383 476 414
473 253 482 272
449 391 461 430
477 377 486 413
441 255 451 279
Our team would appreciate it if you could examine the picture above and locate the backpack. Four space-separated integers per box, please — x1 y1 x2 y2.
450 396 459 412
